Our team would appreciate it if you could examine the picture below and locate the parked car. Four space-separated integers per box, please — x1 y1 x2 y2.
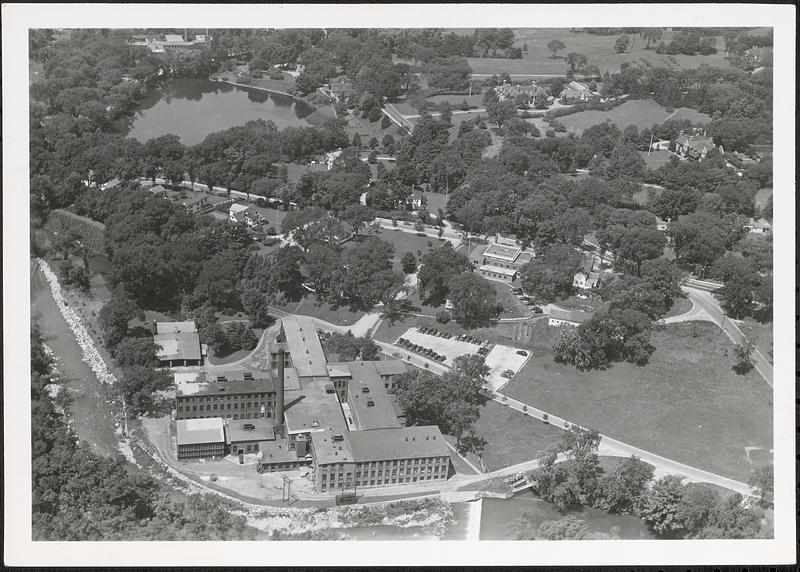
516 350 528 356
530 306 543 314
501 370 515 379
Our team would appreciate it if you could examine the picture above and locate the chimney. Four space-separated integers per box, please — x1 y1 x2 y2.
276 349 285 427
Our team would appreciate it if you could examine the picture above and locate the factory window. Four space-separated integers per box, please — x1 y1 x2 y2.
399 478 404 483
392 469 397 476
178 406 183 412
233 415 238 420
233 403 238 409
391 479 396 484
321 485 327 492
192 406 197 412
412 477 418 482
213 404 218 410
356 471 361 478
266 412 271 418
370 480 375 486
199 405 204 411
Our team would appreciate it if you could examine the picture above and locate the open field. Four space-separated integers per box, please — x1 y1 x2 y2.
377 227 443 271
502 320 772 482
556 99 711 135
461 28 733 76
471 398 564 471
426 93 484 107
640 149 674 170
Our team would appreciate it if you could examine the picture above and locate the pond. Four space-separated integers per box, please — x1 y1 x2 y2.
126 79 315 146
479 493 655 540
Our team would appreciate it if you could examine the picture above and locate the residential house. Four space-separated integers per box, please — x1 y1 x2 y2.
559 81 595 102
148 184 167 198
181 193 211 214
747 218 772 234
328 76 356 102
100 177 121 191
573 259 600 290
674 131 718 161
547 308 595 327
229 203 258 227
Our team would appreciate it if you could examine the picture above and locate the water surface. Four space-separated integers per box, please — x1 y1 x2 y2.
127 79 314 146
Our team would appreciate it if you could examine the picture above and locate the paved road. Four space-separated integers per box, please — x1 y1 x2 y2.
680 286 773 386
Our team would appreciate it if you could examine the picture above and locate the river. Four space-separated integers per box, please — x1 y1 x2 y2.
126 79 315 145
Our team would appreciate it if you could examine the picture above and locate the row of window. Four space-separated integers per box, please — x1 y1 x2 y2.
320 456 447 472
179 394 272 403
320 473 445 491
178 403 272 412
179 412 269 421
321 465 444 481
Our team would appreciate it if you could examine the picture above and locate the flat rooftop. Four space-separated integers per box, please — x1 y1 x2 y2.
154 331 202 362
313 426 449 466
281 316 328 378
227 419 275 443
176 418 225 446
259 438 305 464
484 243 521 261
284 376 346 435
156 321 197 334
176 376 275 397
480 264 517 277
338 362 401 431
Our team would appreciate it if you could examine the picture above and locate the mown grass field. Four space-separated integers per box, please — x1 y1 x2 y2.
556 99 711 134
472 398 565 471
458 28 732 76
501 320 772 482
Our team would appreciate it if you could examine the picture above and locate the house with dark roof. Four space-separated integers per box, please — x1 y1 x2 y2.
675 131 717 161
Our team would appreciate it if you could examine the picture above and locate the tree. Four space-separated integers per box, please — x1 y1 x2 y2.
615 35 631 53
749 464 774 508
520 243 584 302
120 366 172 415
401 252 418 274
553 325 608 370
112 337 161 369
639 475 686 537
98 295 139 348
417 243 472 303
617 226 666 275
486 99 517 127
547 39 566 59
322 331 380 361
565 52 588 74
732 340 755 374
595 455 655 514
342 204 374 237
641 28 663 49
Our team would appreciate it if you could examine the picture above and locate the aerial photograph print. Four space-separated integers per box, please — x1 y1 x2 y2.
3 3 795 568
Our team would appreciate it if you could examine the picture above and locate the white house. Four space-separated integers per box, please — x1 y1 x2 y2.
548 308 594 327
573 270 600 290
229 203 257 227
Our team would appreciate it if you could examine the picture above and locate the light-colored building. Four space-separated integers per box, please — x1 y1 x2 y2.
469 240 535 283
559 81 595 102
176 418 225 460
229 203 258 226
227 419 276 455
548 308 595 327
311 426 451 493
153 321 205 368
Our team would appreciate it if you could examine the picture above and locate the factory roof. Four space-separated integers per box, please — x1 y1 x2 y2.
484 243 522 261
154 322 202 362
176 379 274 397
227 419 275 443
373 360 407 377
281 316 328 377
284 376 346 435
480 264 517 277
176 418 225 446
258 438 305 465
313 426 449 466
340 362 401 431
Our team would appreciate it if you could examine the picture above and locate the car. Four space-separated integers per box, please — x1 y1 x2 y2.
530 306 543 314
392 352 404 359
516 350 528 356
501 370 515 379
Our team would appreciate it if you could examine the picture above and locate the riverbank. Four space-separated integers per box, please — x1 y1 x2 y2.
210 77 296 99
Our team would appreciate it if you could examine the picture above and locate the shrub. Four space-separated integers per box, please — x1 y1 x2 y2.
542 413 549 423
435 310 451 324
546 129 556 138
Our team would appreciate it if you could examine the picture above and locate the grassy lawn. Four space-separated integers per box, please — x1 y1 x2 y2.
377 227 444 271
426 93 484 107
735 318 773 365
632 183 665 207
271 293 365 326
206 348 252 365
662 294 693 319
464 28 732 76
472 398 565 471
640 149 674 170
557 99 711 135
501 321 772 482
250 76 296 93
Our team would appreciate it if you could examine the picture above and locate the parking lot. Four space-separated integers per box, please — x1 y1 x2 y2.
397 327 483 367
397 327 530 389
483 345 530 391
